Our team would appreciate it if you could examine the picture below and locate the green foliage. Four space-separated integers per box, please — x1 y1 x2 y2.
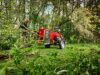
0 67 5 75
0 0 100 74
13 47 24 65
1 44 99 75
69 8 95 43
0 24 18 50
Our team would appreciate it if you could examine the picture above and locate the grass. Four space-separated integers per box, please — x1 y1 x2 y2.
32 43 100 57
0 44 100 75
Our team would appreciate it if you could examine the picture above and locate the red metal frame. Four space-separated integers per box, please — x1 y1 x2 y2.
38 27 63 43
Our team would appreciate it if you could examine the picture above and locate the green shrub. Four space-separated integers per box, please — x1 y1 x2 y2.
0 34 17 50
10 47 100 75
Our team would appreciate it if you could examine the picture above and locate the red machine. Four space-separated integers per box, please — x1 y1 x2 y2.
38 27 65 49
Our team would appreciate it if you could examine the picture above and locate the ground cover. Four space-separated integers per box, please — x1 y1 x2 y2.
0 44 100 75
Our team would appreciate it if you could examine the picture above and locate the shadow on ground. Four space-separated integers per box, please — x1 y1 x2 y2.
37 46 59 50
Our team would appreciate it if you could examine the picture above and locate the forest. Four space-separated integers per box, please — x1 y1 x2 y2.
0 0 100 75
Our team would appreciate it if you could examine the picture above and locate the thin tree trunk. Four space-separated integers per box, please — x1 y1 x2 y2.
4 0 8 20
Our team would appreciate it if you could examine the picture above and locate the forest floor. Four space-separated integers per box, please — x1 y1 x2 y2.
0 44 100 65
0 44 100 75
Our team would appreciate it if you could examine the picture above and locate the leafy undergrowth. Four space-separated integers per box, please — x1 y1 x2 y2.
0 44 100 75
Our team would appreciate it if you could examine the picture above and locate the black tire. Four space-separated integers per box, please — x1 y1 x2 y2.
56 37 65 49
59 40 65 49
45 44 50 48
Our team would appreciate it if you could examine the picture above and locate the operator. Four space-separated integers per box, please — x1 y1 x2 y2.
20 19 30 37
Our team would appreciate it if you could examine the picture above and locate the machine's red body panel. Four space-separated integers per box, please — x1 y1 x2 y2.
50 32 61 42
38 27 63 43
39 27 48 39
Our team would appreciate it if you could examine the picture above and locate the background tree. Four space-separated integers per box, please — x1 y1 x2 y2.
0 0 100 44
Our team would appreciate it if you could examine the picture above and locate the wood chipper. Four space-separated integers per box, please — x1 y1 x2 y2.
38 27 65 49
